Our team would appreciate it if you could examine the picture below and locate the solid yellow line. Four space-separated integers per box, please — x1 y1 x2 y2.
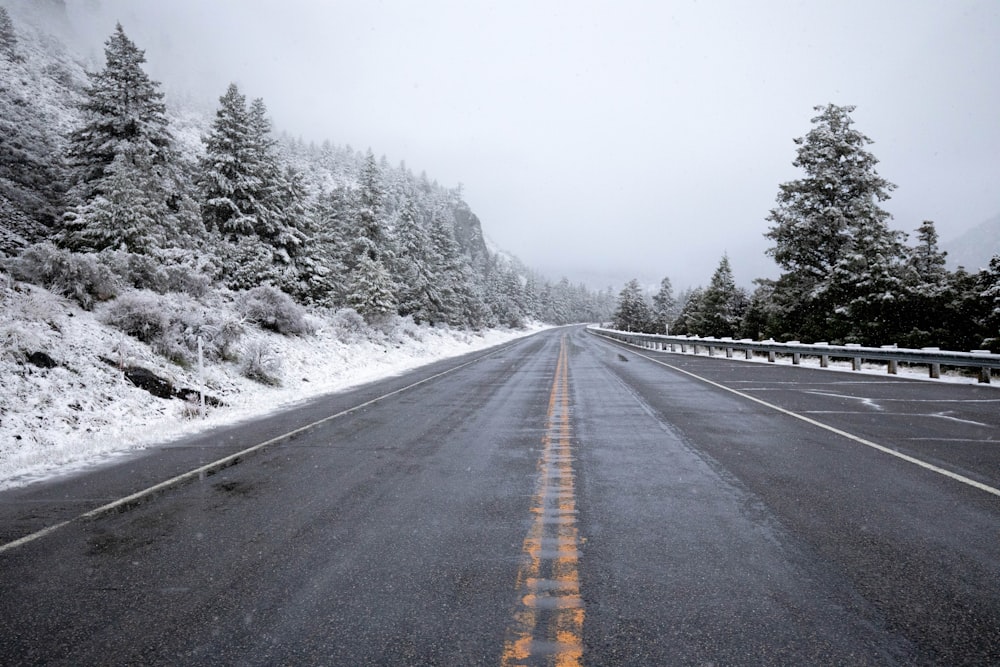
501 336 585 667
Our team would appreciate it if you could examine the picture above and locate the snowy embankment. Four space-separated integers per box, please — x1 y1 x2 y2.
0 277 545 490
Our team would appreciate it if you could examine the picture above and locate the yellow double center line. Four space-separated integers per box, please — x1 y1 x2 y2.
501 336 584 666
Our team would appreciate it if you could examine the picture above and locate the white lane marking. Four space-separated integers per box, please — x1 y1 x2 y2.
801 390 885 411
0 339 526 554
803 411 992 427
594 334 1000 499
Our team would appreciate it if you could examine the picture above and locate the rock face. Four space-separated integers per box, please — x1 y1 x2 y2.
451 200 489 264
27 351 58 368
98 357 222 405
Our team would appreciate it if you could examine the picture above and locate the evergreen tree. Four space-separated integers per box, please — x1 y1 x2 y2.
61 24 194 253
198 83 258 238
698 254 746 337
651 276 677 333
672 287 705 335
908 220 948 289
346 252 397 321
351 149 390 264
977 256 1000 350
64 144 166 252
393 196 439 322
0 7 16 57
65 24 172 203
765 104 902 343
614 279 653 332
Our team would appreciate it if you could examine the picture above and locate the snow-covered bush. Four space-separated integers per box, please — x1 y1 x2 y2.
395 315 426 343
97 250 213 297
100 290 168 343
330 307 368 344
100 291 244 365
5 243 118 309
0 323 40 363
240 338 282 386
238 285 311 335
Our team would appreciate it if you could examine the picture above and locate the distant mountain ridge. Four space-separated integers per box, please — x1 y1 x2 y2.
945 212 1000 271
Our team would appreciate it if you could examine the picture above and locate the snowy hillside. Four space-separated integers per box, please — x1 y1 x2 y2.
0 270 543 490
946 212 1000 272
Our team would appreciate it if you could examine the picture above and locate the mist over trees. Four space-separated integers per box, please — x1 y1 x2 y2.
615 105 999 351
1 16 995 351
0 19 613 334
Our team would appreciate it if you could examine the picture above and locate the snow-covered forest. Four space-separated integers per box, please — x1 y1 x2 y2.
613 104 1000 352
0 7 620 484
0 10 613 329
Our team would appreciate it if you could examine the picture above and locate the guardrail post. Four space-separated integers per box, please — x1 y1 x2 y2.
726 347 733 358
971 351 992 383
745 349 753 360
846 344 862 371
787 342 801 365
922 348 941 378
693 344 699 355
707 345 714 357
815 342 829 368
882 345 898 374
768 350 776 363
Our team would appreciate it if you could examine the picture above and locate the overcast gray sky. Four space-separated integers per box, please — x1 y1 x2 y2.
68 0 1000 289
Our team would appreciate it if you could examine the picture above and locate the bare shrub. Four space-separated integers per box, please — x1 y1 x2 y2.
240 338 282 386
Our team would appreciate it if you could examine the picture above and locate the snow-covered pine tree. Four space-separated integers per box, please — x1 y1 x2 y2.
0 6 16 56
426 207 478 326
908 220 949 290
765 104 901 343
198 83 259 238
0 28 68 234
651 276 676 333
671 287 705 335
351 149 391 264
245 97 307 262
613 279 653 332
61 24 195 254
65 24 172 203
697 254 748 338
392 196 440 323
64 143 167 253
346 252 397 322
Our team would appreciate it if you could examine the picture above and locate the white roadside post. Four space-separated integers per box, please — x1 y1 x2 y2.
198 336 206 418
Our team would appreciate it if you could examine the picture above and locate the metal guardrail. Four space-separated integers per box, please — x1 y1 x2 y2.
589 326 1000 384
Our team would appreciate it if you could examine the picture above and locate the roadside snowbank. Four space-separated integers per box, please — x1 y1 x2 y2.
0 278 545 490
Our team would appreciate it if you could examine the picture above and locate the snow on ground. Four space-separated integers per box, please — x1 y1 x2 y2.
0 278 546 491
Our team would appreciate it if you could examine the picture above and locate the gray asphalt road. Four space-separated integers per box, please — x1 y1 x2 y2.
1 326 998 665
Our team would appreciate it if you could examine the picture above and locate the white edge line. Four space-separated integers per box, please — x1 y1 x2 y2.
595 333 1000 499
0 338 524 554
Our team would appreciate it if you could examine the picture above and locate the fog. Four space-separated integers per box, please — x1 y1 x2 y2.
62 0 1000 290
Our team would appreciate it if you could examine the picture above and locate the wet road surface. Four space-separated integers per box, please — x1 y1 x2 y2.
1 325 998 665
